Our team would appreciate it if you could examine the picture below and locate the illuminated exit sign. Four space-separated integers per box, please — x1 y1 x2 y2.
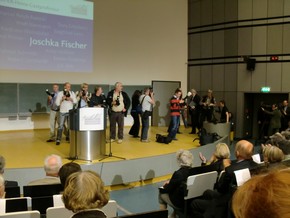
261 87 271 93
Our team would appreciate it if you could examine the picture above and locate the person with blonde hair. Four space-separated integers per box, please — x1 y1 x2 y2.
159 150 193 218
199 143 231 173
232 169 290 218
262 145 284 164
63 170 109 218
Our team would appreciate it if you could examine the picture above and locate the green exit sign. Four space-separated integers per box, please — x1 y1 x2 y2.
261 87 271 93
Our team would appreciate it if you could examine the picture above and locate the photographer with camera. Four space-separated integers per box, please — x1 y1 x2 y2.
140 87 155 142
46 84 59 142
55 82 77 145
200 89 216 125
76 83 91 108
107 82 131 144
89 86 107 108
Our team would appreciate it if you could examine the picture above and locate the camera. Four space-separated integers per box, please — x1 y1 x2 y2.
115 96 120 106
45 89 55 98
81 89 87 97
63 89 70 98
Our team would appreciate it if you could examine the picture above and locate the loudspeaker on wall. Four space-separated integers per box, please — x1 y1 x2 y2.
247 58 256 71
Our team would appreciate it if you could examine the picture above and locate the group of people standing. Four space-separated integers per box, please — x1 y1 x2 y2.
46 82 156 145
167 88 230 141
129 88 155 142
46 82 231 145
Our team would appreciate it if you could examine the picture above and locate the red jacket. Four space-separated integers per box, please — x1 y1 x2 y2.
170 95 181 116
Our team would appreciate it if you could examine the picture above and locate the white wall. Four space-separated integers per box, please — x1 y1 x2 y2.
0 0 187 130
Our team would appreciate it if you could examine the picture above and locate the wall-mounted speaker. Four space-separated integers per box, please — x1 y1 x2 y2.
247 58 256 71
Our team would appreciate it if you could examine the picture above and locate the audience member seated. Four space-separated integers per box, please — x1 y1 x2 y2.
28 154 62 185
58 162 82 188
199 143 231 173
191 140 259 218
262 144 285 164
63 170 109 218
158 149 193 218
232 169 290 218
0 174 5 198
0 155 18 187
252 144 286 175
265 132 290 159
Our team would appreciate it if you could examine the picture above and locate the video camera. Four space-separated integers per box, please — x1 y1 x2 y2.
63 89 70 98
45 89 55 98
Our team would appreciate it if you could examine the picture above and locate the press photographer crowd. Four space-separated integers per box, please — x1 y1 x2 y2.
45 82 237 146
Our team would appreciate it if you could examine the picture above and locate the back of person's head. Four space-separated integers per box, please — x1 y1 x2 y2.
0 174 5 198
44 154 62 176
214 143 230 159
59 162 82 188
63 170 109 213
277 140 290 155
235 140 254 160
232 169 290 218
0 156 5 174
176 150 193 167
263 146 284 163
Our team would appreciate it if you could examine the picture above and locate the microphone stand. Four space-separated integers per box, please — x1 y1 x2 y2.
99 107 126 161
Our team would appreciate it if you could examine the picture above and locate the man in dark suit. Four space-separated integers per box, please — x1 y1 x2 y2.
191 140 259 218
281 100 290 131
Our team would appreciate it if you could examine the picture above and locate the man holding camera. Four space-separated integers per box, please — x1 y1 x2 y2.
76 83 91 108
107 82 131 144
46 84 59 142
55 82 77 145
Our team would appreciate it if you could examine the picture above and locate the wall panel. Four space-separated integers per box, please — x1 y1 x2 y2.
212 65 225 91
252 26 267 55
281 63 290 92
266 63 282 92
200 65 212 91
213 31 225 57
189 34 201 59
268 0 283 17
201 32 213 58
251 63 267 92
224 64 237 92
238 0 253 20
267 25 283 54
188 66 201 91
238 28 252 55
212 0 225 23
253 0 267 18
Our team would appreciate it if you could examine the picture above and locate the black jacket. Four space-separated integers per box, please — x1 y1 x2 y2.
106 90 131 116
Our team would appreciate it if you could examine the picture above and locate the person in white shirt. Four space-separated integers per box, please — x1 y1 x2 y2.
55 82 77 145
140 87 155 142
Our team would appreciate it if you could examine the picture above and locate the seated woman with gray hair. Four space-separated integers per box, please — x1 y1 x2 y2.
159 149 193 218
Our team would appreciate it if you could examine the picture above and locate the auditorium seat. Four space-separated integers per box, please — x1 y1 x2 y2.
23 184 63 197
116 209 168 218
178 171 218 217
4 187 21 198
0 197 31 214
23 184 63 215
46 206 73 218
52 195 117 218
0 210 40 218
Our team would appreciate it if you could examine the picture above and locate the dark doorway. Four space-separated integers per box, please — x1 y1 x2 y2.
244 93 289 139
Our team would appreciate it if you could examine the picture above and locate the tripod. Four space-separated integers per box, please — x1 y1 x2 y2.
99 111 126 161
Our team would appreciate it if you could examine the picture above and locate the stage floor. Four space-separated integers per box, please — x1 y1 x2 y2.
0 126 199 169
